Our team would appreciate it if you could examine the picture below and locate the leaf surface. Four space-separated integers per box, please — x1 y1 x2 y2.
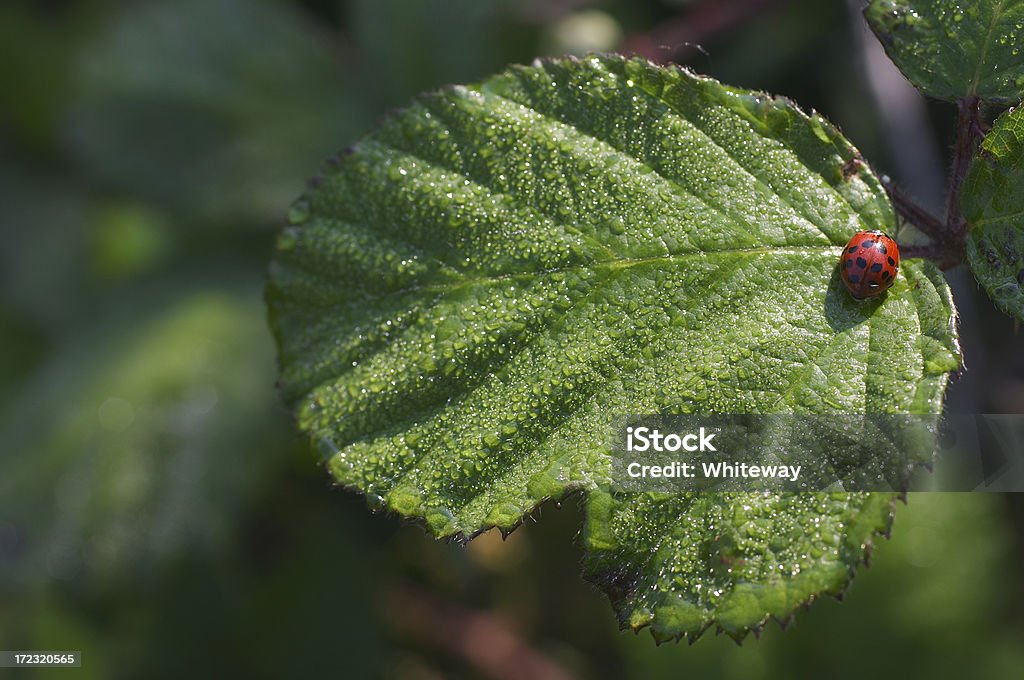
964 105 1024 321
267 55 960 638
865 0 1024 102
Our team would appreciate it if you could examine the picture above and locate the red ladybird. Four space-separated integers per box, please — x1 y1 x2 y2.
839 230 899 299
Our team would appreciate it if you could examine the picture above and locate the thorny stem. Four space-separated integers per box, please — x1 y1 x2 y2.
886 182 945 240
945 96 983 237
889 96 984 270
900 242 950 261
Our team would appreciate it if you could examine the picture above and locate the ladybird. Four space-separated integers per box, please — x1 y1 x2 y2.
839 230 899 299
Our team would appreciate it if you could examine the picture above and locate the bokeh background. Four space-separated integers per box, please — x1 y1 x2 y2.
3 1 1024 678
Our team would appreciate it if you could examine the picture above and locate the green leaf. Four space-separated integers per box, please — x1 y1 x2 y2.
267 55 959 639
963 105 1024 320
864 0 1024 102
66 0 368 224
0 165 93 333
584 491 898 642
0 287 291 589
0 3 81 150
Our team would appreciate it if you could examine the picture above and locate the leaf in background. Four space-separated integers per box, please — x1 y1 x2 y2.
267 55 959 639
0 166 94 333
864 0 1024 102
0 3 80 150
963 106 1024 321
0 288 291 590
65 0 367 224
0 302 45 397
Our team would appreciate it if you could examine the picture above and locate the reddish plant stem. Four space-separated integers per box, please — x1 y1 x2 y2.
886 182 945 240
891 97 983 270
900 241 962 271
901 242 950 262
884 181 963 269
945 95 983 237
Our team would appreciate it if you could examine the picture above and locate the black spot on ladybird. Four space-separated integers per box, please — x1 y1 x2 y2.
878 244 887 254
856 257 867 268
848 274 860 283
846 259 854 268
882 271 891 279
847 245 859 253
888 257 895 266
870 263 883 272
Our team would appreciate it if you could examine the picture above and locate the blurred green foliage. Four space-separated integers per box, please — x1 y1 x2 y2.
2 0 1024 678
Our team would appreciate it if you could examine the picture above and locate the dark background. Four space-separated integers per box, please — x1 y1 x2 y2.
2 1 1023 678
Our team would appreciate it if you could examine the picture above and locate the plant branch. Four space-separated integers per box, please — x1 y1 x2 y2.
894 97 984 269
945 96 983 236
885 181 945 240
901 242 963 270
